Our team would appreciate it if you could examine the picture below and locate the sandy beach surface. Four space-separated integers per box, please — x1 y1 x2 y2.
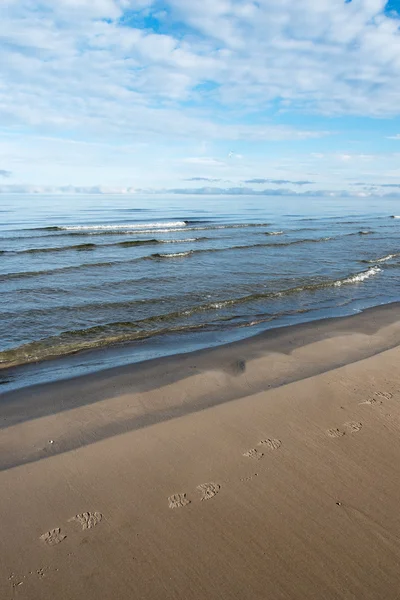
1 304 400 600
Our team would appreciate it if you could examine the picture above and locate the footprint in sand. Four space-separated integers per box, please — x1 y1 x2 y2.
197 483 221 501
258 438 282 451
240 473 258 482
361 391 392 405
168 493 191 509
327 428 345 438
40 528 66 546
375 391 393 400
360 398 382 406
69 512 103 530
344 421 363 433
243 449 264 460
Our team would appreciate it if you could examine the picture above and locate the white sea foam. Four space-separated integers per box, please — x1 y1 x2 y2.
156 251 192 258
60 221 187 231
369 253 398 263
391 215 400 219
266 231 284 236
162 238 197 243
209 300 234 309
123 228 190 234
334 266 382 287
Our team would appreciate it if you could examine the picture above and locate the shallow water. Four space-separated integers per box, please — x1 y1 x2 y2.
1 194 399 390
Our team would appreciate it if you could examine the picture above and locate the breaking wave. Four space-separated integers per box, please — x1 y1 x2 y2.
1 237 211 255
152 251 193 259
0 265 383 369
334 266 381 286
0 237 338 280
19 222 274 238
362 254 399 264
40 221 189 231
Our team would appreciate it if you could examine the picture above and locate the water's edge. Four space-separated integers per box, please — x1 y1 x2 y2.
0 297 393 393
2 300 399 404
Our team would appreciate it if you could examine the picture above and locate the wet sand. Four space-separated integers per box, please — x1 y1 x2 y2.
1 304 400 599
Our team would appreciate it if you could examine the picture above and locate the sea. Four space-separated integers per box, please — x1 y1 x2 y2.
0 193 399 392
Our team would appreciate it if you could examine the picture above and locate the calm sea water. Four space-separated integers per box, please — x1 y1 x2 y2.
1 194 399 391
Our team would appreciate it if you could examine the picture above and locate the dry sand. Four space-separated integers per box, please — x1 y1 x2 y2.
1 305 400 599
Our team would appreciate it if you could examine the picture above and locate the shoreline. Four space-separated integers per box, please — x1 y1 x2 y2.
2 296 398 393
1 303 400 597
1 301 400 472
2 300 400 400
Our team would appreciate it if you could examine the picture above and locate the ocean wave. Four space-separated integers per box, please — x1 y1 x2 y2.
0 265 383 369
152 251 193 258
265 231 284 236
1 237 210 255
333 266 381 286
0 296 165 319
362 254 399 264
115 239 160 248
0 249 202 280
11 239 342 280
0 319 212 369
0 237 337 279
120 237 203 247
149 237 334 257
196 267 382 308
162 237 200 243
0 261 117 281
341 231 375 238
249 237 333 248
63 223 271 235
41 221 189 231
391 215 400 219
19 222 273 238
2 265 381 321
10 243 97 254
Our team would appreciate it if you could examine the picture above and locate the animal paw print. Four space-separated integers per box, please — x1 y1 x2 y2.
168 493 191 509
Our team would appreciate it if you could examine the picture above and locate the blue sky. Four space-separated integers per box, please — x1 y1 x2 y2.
1 0 400 196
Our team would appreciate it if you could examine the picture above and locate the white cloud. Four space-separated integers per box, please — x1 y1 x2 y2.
2 0 399 143
1 0 400 187
1 182 399 199
166 0 400 115
183 157 226 166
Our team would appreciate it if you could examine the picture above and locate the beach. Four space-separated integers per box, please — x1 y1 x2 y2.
2 304 400 599
3 1 400 597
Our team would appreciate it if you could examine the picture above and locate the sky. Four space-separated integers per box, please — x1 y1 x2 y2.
1 0 400 197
